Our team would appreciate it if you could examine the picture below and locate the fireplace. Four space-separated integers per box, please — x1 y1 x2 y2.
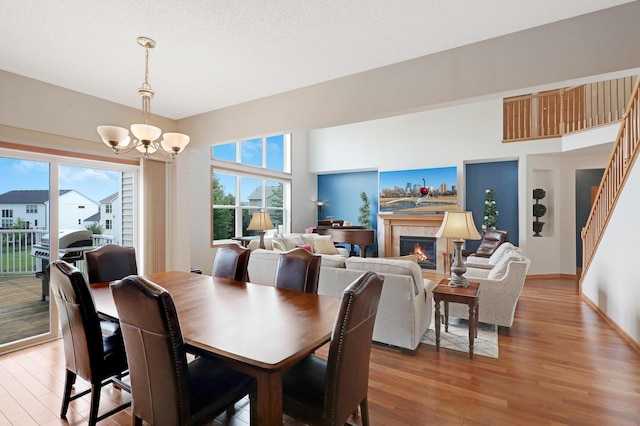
400 236 436 270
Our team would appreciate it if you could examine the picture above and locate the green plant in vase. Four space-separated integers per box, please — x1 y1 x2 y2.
358 191 372 229
532 188 547 237
481 188 499 236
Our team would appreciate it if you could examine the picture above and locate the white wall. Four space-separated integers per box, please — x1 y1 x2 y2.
581 157 640 344
307 99 613 275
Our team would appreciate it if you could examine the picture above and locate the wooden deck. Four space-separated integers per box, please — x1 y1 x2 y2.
0 275 50 345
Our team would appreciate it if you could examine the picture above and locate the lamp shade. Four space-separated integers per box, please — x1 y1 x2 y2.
435 211 481 240
247 211 275 231
161 132 190 154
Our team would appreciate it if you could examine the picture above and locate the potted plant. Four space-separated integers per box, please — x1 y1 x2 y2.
532 188 547 237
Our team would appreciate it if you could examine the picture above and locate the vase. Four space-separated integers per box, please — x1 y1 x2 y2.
533 221 545 237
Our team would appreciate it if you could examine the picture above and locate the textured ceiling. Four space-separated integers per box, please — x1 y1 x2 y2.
0 0 635 119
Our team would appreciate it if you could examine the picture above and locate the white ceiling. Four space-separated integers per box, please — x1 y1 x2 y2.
0 0 635 120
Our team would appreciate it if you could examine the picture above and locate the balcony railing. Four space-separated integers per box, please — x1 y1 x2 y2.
0 229 115 275
581 75 640 277
504 76 637 142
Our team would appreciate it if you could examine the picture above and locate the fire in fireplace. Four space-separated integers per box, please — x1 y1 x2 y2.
399 236 436 270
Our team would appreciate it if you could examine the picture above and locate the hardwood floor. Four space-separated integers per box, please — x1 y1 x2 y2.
1 276 639 425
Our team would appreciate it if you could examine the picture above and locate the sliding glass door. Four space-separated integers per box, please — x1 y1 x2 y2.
0 150 138 353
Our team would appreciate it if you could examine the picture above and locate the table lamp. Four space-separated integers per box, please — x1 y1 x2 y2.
247 210 275 249
435 211 481 288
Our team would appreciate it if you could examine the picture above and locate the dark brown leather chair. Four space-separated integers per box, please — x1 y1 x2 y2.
465 229 509 258
281 271 384 425
211 243 251 281
49 260 131 426
110 275 255 426
84 243 138 284
84 243 138 336
274 247 321 293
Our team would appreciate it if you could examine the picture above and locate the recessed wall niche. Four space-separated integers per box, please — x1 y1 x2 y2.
532 169 553 237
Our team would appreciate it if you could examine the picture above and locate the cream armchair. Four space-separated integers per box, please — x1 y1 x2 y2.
448 253 531 335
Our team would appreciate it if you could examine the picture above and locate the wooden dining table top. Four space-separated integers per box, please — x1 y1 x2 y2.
91 270 340 370
90 270 341 425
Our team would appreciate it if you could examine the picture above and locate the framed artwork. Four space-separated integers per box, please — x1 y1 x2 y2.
379 166 458 214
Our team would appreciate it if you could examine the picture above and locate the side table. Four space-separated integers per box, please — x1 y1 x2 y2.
433 279 480 359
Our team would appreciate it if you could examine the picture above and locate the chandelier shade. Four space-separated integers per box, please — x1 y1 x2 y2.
97 36 190 159
97 125 131 148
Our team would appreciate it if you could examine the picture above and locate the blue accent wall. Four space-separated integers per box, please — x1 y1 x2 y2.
465 161 519 250
575 169 604 267
317 171 378 256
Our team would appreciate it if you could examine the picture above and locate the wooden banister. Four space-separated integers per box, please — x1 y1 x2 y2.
581 76 640 279
503 76 636 142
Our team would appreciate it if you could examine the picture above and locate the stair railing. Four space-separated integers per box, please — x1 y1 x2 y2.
503 76 636 142
581 76 640 278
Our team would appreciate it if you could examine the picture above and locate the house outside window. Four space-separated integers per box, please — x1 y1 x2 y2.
105 204 112 214
1 219 12 228
26 204 37 214
211 134 290 243
105 219 112 230
2 209 13 218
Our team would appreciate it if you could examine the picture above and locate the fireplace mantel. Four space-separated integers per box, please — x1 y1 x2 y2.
379 213 450 272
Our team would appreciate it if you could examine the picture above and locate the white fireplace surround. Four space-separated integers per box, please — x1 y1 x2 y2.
379 213 450 274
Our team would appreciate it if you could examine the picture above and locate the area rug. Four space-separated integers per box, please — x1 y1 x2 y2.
420 317 499 358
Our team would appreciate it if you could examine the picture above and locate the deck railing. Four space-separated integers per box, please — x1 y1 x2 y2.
504 76 636 142
581 76 640 276
0 229 115 275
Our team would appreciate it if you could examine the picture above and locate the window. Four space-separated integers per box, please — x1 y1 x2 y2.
1 219 13 228
105 219 112 230
26 204 37 214
105 204 112 214
2 209 13 218
211 134 291 243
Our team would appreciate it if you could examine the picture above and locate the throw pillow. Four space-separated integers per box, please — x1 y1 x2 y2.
487 251 522 280
271 238 286 252
300 233 317 246
296 243 313 252
488 242 518 265
282 234 305 250
312 235 339 255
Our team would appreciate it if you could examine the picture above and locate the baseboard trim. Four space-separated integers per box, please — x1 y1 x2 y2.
582 294 640 355
526 273 577 280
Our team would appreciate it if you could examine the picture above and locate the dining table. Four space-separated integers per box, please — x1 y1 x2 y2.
90 270 341 425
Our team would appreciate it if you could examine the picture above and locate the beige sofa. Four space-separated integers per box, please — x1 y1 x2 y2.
450 247 531 335
246 249 435 352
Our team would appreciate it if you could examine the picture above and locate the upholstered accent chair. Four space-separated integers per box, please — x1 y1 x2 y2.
274 247 322 293
281 271 384 425
110 275 255 426
84 243 138 284
212 243 251 281
49 260 131 426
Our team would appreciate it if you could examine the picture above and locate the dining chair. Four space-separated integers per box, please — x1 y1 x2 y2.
281 271 384 425
84 243 138 284
274 247 322 293
49 260 131 426
211 242 251 281
84 243 138 337
110 275 255 426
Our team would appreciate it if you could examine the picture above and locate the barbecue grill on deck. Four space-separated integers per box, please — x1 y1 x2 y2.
30 229 95 301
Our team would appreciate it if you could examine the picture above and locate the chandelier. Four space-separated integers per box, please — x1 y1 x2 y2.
97 36 190 159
